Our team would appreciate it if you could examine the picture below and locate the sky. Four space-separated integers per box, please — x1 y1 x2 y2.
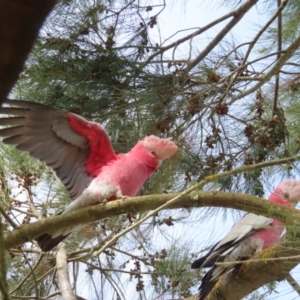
146 1 300 300
71 1 300 299
8 1 300 299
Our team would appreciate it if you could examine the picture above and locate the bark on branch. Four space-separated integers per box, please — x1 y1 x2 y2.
205 235 300 300
5 190 300 250
185 234 300 300
56 243 77 300
0 217 10 300
5 190 300 300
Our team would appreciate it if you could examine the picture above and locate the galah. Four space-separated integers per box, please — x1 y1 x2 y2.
191 179 300 300
0 99 178 251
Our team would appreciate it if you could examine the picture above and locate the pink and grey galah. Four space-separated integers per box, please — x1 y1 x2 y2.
191 179 300 300
0 99 178 251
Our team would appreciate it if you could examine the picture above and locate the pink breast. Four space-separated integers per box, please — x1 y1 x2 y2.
252 219 284 250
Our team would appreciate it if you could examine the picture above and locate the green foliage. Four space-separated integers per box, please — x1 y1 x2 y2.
4 0 300 299
149 246 195 298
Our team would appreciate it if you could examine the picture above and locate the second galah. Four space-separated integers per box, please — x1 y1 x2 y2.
191 179 300 300
0 99 178 251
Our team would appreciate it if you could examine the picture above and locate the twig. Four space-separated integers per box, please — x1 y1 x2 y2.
56 243 77 300
0 217 10 300
215 253 300 266
0 206 18 228
222 0 288 103
231 33 300 101
142 1 247 68
272 0 283 116
185 0 259 73
285 273 300 296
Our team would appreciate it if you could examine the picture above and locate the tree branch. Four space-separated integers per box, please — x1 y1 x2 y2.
232 32 300 101
285 273 300 296
56 243 77 300
185 0 259 73
142 0 257 68
4 155 300 299
206 235 300 299
4 190 300 250
272 0 283 116
5 154 300 250
0 217 10 300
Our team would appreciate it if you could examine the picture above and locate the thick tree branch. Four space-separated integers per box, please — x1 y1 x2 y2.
4 155 300 300
206 235 300 300
0 0 57 103
5 154 300 249
187 234 300 300
93 155 300 255
4 190 300 250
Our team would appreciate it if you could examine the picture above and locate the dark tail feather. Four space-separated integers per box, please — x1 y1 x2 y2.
191 242 220 269
199 280 217 300
35 233 70 252
191 257 206 269
198 269 218 300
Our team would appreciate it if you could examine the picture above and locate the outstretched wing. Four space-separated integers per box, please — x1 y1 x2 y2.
0 99 117 200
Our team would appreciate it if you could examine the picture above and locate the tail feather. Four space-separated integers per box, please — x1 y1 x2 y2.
191 257 207 269
191 242 220 269
35 210 71 252
35 233 70 252
198 270 217 300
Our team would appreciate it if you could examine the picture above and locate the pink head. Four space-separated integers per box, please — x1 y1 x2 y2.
270 179 300 206
142 135 178 159
129 135 177 171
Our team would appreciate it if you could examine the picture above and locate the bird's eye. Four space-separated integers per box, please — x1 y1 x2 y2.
283 193 289 199
150 150 156 156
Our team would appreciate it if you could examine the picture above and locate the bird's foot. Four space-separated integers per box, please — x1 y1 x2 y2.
115 190 127 201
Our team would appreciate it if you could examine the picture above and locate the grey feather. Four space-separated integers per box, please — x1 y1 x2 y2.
0 117 25 126
0 126 25 136
0 99 94 200
3 135 32 145
216 213 272 248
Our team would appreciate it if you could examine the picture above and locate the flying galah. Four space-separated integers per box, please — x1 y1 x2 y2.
191 179 300 300
0 99 178 251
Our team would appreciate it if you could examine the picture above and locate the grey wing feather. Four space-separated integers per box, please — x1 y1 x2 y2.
0 99 94 200
216 213 272 248
0 117 25 126
201 213 272 268
194 212 274 299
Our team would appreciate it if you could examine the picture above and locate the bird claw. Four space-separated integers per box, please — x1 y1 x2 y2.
115 190 127 201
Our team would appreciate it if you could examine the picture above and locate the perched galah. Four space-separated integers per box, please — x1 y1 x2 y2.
191 179 300 300
0 99 178 251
